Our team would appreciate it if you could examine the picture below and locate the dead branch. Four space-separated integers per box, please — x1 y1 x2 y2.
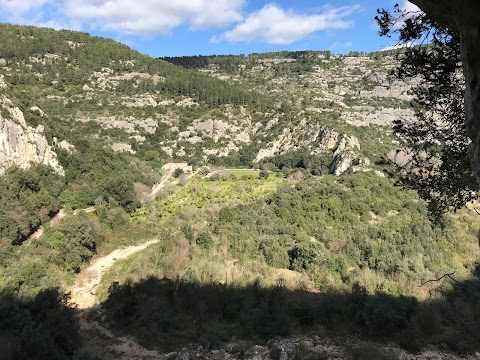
419 272 455 287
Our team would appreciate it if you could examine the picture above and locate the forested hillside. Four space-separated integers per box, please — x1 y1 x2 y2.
0 24 479 359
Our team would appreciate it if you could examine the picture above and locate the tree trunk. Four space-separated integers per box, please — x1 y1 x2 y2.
409 0 480 184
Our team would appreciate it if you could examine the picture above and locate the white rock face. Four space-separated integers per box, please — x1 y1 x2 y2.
121 94 157 107
29 106 45 117
317 127 360 153
327 131 369 175
330 151 370 176
387 149 414 167
92 116 158 134
342 107 415 127
0 98 64 175
111 143 135 154
0 74 7 88
57 140 75 153
254 122 368 175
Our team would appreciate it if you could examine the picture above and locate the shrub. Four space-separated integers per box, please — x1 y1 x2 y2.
196 230 214 250
259 170 269 179
261 240 290 268
143 150 159 161
173 168 184 178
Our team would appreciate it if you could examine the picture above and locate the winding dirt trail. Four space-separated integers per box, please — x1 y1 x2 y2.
28 206 97 241
147 170 197 200
68 239 159 309
68 239 163 359
147 171 174 200
64 171 189 358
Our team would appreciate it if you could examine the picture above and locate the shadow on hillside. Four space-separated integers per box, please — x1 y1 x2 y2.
0 288 79 360
97 275 480 354
2 275 480 358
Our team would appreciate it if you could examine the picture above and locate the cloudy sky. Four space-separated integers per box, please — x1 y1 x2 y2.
0 0 420 57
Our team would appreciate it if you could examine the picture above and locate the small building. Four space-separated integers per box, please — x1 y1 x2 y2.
161 162 192 173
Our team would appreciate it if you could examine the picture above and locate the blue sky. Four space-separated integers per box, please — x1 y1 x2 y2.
0 0 418 57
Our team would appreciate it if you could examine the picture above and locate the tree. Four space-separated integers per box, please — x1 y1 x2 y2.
101 176 138 212
376 4 478 218
173 168 184 178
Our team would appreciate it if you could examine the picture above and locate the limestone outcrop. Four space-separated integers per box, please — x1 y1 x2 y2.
323 130 369 175
254 123 368 176
0 97 64 175
410 0 480 184
330 151 370 176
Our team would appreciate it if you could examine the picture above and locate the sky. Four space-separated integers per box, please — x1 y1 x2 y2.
0 0 420 58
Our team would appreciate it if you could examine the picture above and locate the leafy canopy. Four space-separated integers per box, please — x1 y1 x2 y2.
376 4 478 218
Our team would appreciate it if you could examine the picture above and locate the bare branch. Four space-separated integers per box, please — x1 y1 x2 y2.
419 272 455 287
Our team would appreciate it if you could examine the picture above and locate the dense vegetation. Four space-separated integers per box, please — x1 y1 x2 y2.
0 288 79 359
376 6 479 216
0 165 65 244
0 24 273 110
103 274 480 353
95 172 479 352
215 174 463 284
1 22 479 358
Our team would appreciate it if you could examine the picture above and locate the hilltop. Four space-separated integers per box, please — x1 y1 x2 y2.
1 24 414 179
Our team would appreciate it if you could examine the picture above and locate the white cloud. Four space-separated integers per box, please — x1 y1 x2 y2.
392 1 423 30
65 0 245 35
401 0 421 14
0 0 77 31
0 1 362 45
0 0 53 15
211 4 360 45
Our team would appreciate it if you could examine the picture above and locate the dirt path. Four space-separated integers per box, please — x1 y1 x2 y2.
147 171 174 200
147 170 196 200
68 239 159 309
28 206 97 241
67 238 163 358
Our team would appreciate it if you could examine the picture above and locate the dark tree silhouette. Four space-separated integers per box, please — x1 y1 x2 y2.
376 4 478 219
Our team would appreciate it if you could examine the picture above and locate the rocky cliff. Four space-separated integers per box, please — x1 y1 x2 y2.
254 122 369 175
0 96 64 175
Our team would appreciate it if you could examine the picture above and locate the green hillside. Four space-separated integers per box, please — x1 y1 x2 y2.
0 24 479 359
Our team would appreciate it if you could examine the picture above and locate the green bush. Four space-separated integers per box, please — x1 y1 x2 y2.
196 230 214 250
173 168 184 178
261 240 290 268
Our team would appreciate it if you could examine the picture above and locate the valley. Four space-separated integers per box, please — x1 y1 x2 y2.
0 23 479 359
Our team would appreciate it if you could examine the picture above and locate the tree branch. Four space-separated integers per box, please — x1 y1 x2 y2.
419 271 455 286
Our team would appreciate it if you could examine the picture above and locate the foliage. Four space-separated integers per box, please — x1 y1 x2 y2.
195 229 214 250
376 4 478 216
1 21 480 357
214 173 467 284
0 165 65 244
38 214 102 272
0 22 273 111
149 176 282 218
102 274 480 352
0 288 80 359
101 176 139 212
259 147 332 176
173 168 184 178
